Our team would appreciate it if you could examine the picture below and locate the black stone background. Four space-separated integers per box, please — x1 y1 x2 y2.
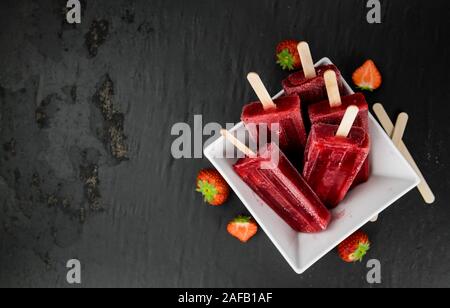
0 0 449 288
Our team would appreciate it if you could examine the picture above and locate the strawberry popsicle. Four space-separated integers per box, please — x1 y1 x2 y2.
309 93 368 128
308 70 370 185
281 42 345 105
282 64 344 105
242 73 307 160
242 94 307 157
234 142 331 233
309 93 370 184
303 107 370 208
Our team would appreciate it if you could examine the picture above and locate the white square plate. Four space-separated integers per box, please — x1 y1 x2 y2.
204 58 420 274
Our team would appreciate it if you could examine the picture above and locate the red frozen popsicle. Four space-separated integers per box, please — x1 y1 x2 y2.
303 106 370 208
281 42 345 105
282 65 344 104
308 70 370 185
242 73 307 159
309 93 369 128
221 129 331 233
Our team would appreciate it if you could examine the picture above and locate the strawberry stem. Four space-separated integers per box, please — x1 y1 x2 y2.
233 215 252 223
196 180 218 203
352 242 370 262
276 49 295 71
357 86 374 92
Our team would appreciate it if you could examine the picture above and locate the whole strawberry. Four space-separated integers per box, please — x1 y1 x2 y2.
338 231 371 262
196 168 230 206
276 40 302 71
227 215 258 243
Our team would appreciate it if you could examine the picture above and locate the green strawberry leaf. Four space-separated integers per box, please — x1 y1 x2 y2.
356 85 374 92
196 180 218 203
351 242 370 262
232 215 252 224
276 49 295 71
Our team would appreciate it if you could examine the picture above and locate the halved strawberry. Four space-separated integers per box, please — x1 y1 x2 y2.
352 59 382 91
338 230 371 262
196 168 230 206
276 40 302 71
227 216 258 243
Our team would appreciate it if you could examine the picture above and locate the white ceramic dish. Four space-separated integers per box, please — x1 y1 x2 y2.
204 57 420 274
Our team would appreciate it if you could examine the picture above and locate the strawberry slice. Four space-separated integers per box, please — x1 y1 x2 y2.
227 216 258 243
352 60 382 91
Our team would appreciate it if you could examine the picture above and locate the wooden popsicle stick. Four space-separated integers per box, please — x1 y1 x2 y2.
246 73 277 110
336 105 359 137
371 113 409 222
297 42 317 79
220 129 256 157
391 113 409 147
324 70 342 107
373 103 435 204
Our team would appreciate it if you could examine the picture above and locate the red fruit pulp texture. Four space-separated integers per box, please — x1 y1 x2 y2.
282 64 345 106
303 124 370 208
241 95 307 164
234 143 331 233
308 93 370 185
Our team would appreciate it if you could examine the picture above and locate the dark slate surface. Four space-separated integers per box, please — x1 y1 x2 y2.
0 0 449 288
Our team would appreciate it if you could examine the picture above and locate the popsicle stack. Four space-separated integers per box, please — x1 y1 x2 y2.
225 42 375 233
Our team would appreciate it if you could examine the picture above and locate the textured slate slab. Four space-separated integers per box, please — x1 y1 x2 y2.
0 0 449 287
